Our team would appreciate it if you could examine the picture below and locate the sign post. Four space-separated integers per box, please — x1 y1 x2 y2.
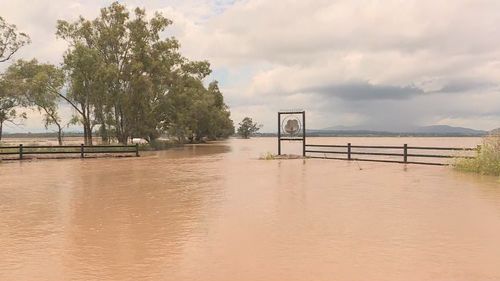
277 110 306 157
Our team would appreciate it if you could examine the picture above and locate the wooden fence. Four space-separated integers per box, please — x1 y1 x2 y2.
305 143 477 166
0 144 139 160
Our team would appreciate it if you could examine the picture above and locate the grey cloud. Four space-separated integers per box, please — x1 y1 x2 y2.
307 82 424 101
432 80 496 93
2 0 500 133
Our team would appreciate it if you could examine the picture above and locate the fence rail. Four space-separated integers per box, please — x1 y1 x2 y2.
305 143 477 166
0 144 139 160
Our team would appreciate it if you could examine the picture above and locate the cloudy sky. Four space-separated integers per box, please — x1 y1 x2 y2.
1 0 500 133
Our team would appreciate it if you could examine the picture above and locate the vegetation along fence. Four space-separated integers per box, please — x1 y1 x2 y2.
305 143 478 166
0 144 139 160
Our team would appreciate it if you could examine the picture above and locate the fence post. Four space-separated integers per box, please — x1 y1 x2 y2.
277 112 281 155
19 144 23 160
403 144 408 163
80 144 84 158
302 111 306 157
135 143 139 157
347 143 351 160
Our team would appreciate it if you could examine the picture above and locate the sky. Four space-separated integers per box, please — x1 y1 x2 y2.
1 0 500 133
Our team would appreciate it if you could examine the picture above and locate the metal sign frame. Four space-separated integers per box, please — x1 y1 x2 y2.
277 110 306 156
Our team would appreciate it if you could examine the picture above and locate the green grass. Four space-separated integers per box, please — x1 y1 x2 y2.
454 135 500 176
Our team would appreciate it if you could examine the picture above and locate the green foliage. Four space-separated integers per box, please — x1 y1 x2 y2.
237 117 260 139
164 79 234 142
54 1 233 145
0 2 233 145
454 135 500 176
0 78 27 141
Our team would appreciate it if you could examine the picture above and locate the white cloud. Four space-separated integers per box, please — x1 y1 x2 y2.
1 0 500 133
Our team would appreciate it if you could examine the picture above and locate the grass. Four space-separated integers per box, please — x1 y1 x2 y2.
260 152 277 160
454 135 500 176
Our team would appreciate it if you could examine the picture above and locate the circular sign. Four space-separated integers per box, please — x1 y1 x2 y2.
281 115 302 136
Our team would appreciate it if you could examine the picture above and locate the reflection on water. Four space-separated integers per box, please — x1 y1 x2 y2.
0 138 499 281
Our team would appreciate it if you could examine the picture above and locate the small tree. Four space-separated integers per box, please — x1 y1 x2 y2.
237 117 260 139
3 59 66 145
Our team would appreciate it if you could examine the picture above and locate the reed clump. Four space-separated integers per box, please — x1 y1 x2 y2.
260 152 276 160
454 134 500 176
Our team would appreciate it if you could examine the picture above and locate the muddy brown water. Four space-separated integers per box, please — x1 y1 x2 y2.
0 137 499 281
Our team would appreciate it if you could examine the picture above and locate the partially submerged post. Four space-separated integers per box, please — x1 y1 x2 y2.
404 144 408 163
347 143 352 160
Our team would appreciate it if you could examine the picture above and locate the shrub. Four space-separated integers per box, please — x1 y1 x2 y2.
454 134 500 176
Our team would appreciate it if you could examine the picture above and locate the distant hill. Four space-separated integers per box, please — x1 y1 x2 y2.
490 128 500 135
2 132 84 138
316 125 488 136
411 125 487 135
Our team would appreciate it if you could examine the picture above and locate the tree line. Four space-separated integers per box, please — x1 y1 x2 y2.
0 2 234 145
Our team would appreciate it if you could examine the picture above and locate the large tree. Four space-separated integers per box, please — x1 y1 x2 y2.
55 2 233 145
56 3 185 144
60 44 106 145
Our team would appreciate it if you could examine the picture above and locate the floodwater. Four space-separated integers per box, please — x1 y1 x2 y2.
0 137 499 281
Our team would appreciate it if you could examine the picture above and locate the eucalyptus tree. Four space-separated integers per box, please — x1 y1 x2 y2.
56 2 234 144
60 44 107 145
56 2 186 144
2 59 66 145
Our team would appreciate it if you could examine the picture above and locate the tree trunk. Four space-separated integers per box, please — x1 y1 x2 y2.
82 118 93 146
118 107 127 145
118 134 128 145
0 121 3 141
84 121 93 146
100 124 109 144
113 105 127 144
57 124 63 146
83 122 89 145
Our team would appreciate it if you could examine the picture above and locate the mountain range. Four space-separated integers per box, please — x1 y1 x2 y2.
310 125 495 136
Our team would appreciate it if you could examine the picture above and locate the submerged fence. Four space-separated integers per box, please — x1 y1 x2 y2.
0 144 139 160
305 143 477 166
